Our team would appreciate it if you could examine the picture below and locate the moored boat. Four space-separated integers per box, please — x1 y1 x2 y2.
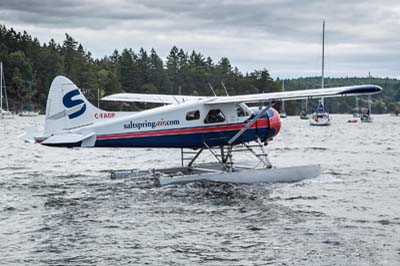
0 62 14 119
309 100 331 126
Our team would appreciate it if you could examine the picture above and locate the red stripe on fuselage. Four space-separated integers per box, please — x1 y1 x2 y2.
96 118 269 140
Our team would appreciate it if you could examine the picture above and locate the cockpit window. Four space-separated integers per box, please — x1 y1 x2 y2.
236 104 249 117
204 109 225 124
186 110 200 121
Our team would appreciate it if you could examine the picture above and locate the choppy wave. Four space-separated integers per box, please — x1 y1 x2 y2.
0 114 399 265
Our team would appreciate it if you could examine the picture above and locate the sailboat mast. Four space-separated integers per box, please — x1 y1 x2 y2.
368 95 372 114
4 65 9 112
322 20 325 89
306 98 308 113
356 96 359 113
321 20 325 106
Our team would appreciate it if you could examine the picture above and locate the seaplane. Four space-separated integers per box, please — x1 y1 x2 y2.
22 76 382 186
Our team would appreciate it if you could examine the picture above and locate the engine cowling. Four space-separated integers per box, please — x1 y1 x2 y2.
250 107 281 141
267 107 281 138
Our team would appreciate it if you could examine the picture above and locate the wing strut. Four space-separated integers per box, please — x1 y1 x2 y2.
228 102 275 145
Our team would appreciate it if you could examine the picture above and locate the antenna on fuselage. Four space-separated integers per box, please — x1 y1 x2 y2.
208 83 216 96
221 81 229 96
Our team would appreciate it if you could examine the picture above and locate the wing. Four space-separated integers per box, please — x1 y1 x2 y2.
101 93 205 104
205 84 382 104
101 84 382 105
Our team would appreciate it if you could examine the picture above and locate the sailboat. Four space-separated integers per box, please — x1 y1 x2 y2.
361 96 373 123
0 62 13 119
279 80 287 118
300 98 309 120
310 99 331 126
19 81 39 117
310 20 330 126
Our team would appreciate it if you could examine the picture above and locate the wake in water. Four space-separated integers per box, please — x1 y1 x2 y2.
1 115 399 265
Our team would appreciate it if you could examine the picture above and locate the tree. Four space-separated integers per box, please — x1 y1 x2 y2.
118 49 140 92
8 50 32 80
216 57 232 76
137 47 149 86
62 33 78 79
166 46 179 92
11 67 27 106
248 69 275 93
148 48 168 93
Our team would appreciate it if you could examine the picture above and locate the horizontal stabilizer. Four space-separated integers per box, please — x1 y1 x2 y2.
42 132 96 147
18 127 39 143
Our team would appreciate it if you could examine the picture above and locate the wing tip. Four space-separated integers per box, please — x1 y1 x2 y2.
342 84 383 95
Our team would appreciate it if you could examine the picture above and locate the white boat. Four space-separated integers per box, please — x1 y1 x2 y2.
19 110 40 117
310 20 330 126
0 62 13 119
0 109 13 119
310 99 331 126
279 80 287 118
300 111 309 120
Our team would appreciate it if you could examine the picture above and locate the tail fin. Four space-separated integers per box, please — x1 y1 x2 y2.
45 76 101 135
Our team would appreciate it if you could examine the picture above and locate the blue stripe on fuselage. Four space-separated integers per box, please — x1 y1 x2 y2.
94 127 276 148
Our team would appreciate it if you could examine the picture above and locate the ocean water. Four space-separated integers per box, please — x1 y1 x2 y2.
0 114 399 265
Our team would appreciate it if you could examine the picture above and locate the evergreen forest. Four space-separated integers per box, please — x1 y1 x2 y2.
1 25 399 114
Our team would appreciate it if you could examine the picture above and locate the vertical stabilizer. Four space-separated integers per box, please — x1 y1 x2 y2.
45 76 102 135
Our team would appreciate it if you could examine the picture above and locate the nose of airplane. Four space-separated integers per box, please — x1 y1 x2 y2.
269 108 281 137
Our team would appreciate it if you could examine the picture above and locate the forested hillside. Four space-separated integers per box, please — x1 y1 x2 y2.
281 77 400 114
1 25 399 114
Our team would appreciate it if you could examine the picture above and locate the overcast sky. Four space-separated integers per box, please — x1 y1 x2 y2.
1 0 399 78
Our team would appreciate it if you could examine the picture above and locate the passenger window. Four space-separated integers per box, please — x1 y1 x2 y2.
186 110 200 121
204 109 225 124
236 104 249 117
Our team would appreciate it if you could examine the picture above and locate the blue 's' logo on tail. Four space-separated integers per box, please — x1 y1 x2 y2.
62 89 86 119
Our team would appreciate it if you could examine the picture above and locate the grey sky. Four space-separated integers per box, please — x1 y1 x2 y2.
1 0 399 78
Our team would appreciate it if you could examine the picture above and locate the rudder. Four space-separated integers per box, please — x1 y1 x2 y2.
45 76 101 135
